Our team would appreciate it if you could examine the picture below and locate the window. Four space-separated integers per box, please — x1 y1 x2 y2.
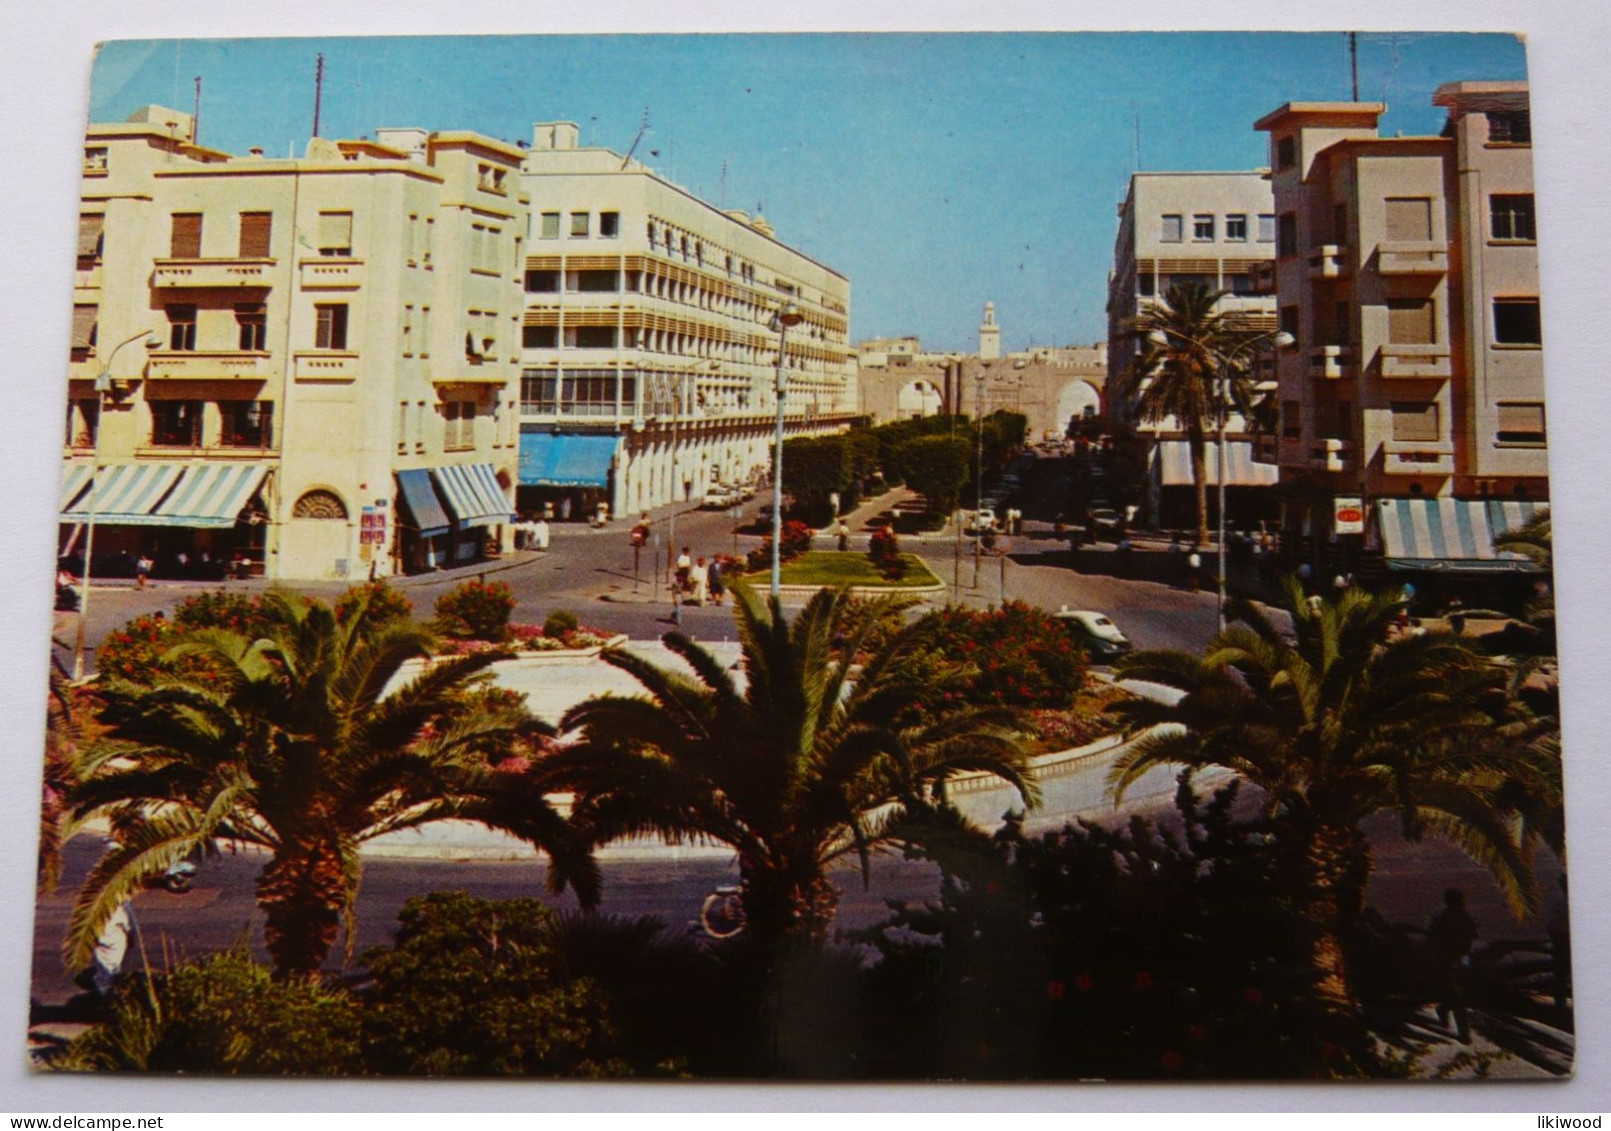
1225 214 1247 241
599 211 620 238
1319 399 1352 440
402 304 415 355
1159 214 1183 242
1487 110 1531 145
1277 213 1299 258
293 490 348 520
71 304 98 354
1384 197 1433 242
407 214 421 264
1136 273 1156 297
569 269 619 293
1281 398 1301 439
1275 135 1296 170
470 224 502 274
423 218 434 267
1225 272 1256 296
560 370 620 415
1163 273 1214 293
77 214 105 261
316 211 353 256
315 303 349 350
1391 401 1441 443
66 398 99 447
1493 298 1542 345
1496 402 1546 444
1279 305 1300 342
523 325 558 349
420 306 431 357
443 401 476 450
1327 300 1351 347
219 400 272 447
564 326 618 349
1387 298 1436 344
1332 203 1349 245
167 304 198 351
398 401 409 452
1490 194 1536 241
537 212 560 241
1192 214 1215 241
150 400 203 447
569 211 590 237
521 371 558 413
525 269 559 293
1257 213 1276 242
83 147 108 172
238 212 272 258
170 213 203 259
236 303 267 351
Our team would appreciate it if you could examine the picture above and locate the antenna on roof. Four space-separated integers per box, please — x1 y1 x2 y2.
312 53 325 139
621 107 650 169
192 75 201 144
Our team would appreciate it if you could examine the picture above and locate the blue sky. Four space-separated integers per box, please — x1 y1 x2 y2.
90 32 1527 351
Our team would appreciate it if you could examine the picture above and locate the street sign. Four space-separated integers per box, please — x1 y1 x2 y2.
1334 496 1365 535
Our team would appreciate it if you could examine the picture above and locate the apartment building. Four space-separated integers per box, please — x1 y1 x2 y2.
1254 82 1548 591
1105 172 1281 527
513 122 855 520
62 107 527 582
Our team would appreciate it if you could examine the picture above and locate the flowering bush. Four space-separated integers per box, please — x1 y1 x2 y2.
172 590 272 636
745 520 815 573
95 613 181 683
867 526 906 581
433 579 516 642
335 582 413 626
906 600 1087 710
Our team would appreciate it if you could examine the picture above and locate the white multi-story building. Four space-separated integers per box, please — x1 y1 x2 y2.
514 122 855 520
1105 172 1281 526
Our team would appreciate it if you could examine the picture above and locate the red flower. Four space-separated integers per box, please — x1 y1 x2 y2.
1241 987 1264 1006
1133 971 1154 991
1045 980 1066 1001
1160 1050 1184 1071
1074 972 1094 992
1186 1025 1207 1041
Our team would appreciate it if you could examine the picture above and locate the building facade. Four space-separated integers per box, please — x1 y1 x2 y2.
1105 172 1281 527
1254 83 1548 592
513 122 855 520
63 106 526 582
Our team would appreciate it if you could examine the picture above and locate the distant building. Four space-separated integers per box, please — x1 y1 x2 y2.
978 301 1002 361
1105 171 1281 527
1254 82 1548 592
514 122 855 520
63 107 525 582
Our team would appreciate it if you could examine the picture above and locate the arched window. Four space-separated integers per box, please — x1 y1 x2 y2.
292 489 348 520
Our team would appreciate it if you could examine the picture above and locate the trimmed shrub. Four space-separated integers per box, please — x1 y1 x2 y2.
335 581 413 626
172 590 271 636
746 519 815 573
433 579 516 642
543 609 580 638
94 614 179 683
868 526 906 581
905 600 1087 710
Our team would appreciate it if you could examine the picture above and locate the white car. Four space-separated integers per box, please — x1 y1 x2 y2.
968 508 997 533
1053 607 1133 660
701 488 738 509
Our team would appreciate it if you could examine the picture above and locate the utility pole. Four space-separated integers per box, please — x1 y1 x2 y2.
312 53 325 138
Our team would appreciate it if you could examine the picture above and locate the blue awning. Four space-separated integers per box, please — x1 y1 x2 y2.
396 469 450 539
1377 498 1540 574
519 432 618 488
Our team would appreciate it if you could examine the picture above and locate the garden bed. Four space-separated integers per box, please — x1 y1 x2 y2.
761 550 941 591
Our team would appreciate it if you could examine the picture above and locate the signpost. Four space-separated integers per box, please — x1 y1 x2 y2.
1334 496 1365 536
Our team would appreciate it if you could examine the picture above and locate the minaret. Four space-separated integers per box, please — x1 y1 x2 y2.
978 301 1001 362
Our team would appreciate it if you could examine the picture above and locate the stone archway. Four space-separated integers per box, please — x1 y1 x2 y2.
1055 379 1103 436
895 379 943 420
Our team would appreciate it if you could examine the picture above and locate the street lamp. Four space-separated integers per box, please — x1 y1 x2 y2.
1146 326 1293 632
72 328 159 680
769 302 803 599
973 363 991 589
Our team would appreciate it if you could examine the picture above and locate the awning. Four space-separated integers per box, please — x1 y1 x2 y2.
1377 498 1541 573
396 469 451 539
1485 499 1548 539
1155 439 1279 487
59 463 185 526
150 463 269 529
519 431 618 488
431 463 512 529
60 462 94 512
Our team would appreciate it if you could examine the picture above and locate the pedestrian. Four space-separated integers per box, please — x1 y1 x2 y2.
90 902 133 996
1186 550 1202 592
676 546 692 595
708 556 726 606
1446 594 1466 635
837 519 851 552
690 556 710 606
533 517 550 551
1297 561 1313 593
135 552 153 589
176 550 189 578
1333 573 1348 594
1426 888 1478 1043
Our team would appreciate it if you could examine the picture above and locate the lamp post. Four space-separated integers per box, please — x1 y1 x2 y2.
973 364 991 588
665 369 684 624
1146 327 1293 632
72 328 158 680
769 302 803 599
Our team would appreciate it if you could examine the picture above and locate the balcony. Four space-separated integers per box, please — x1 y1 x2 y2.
74 262 102 291
1382 439 1455 476
298 257 365 289
1379 343 1453 379
293 350 359 381
1377 240 1449 275
1246 260 1278 295
1308 438 1354 472
1307 244 1350 280
1308 345 1356 380
151 258 276 289
147 349 273 381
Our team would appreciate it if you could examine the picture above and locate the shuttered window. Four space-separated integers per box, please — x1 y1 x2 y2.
1387 298 1436 344
1496 402 1546 444
317 211 353 256
77 214 104 259
71 305 98 351
315 304 349 350
1390 401 1441 442
1384 198 1432 242
238 212 273 257
170 213 202 258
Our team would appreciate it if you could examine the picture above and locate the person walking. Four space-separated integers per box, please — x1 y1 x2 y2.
1446 594 1466 635
1426 888 1478 1043
837 519 851 552
135 552 153 589
1186 550 1202 592
533 517 550 551
708 556 726 607
690 557 710 606
675 546 692 598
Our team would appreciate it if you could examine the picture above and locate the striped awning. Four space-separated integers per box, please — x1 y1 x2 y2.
1377 498 1541 573
430 463 511 529
1156 440 1279 487
59 463 185 526
151 464 269 529
1485 499 1548 539
60 462 94 511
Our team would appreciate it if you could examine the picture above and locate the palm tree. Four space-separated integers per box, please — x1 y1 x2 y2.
65 589 597 978
554 584 1037 947
1106 579 1544 1015
1114 282 1263 546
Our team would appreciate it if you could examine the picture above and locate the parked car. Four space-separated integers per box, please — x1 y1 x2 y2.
967 507 998 533
1053 607 1132 660
1088 507 1123 535
702 488 739 509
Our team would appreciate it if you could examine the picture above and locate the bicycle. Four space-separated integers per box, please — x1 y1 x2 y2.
699 884 746 940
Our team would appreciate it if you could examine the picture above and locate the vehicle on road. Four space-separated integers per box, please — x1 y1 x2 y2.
1053 607 1133 660
702 487 739 509
967 507 998 533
